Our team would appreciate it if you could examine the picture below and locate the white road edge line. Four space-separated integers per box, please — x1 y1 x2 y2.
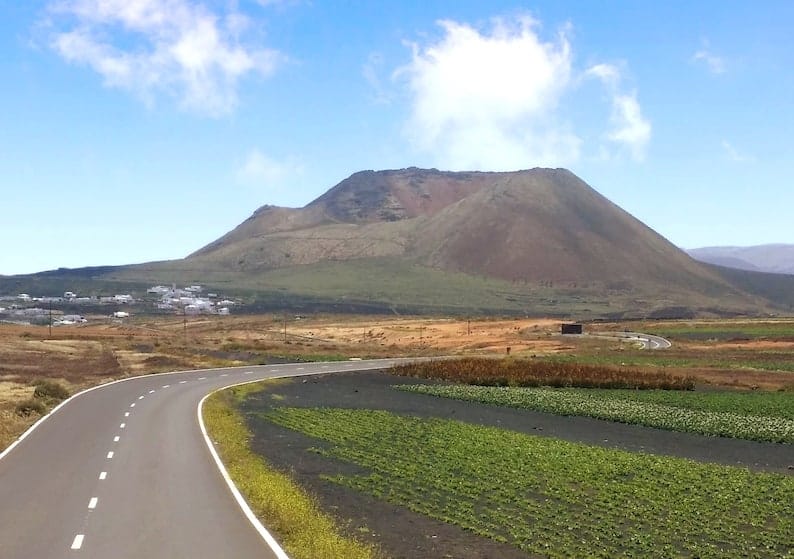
198 390 290 559
0 357 419 557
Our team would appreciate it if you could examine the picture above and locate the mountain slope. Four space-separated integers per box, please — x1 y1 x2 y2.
688 245 794 275
190 168 733 289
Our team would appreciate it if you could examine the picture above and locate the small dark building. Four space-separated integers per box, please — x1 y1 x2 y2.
561 323 583 335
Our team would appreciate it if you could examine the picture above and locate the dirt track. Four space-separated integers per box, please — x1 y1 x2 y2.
241 371 793 559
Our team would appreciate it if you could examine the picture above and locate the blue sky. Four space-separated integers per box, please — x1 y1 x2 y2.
1 1 792 275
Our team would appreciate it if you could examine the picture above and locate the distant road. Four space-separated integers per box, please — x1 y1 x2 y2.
579 331 672 350
0 359 414 559
616 332 672 350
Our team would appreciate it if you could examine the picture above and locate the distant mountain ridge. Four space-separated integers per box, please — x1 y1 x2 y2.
688 245 794 275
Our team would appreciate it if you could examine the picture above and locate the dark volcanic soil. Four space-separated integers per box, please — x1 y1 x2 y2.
240 370 793 559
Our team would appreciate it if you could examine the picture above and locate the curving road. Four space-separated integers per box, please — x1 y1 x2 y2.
616 332 672 350
0 359 414 559
579 331 672 350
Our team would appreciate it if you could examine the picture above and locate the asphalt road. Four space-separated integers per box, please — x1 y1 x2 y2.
616 332 672 349
0 358 413 559
580 331 672 350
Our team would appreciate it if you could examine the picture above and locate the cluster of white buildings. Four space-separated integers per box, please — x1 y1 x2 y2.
0 284 237 325
148 285 233 315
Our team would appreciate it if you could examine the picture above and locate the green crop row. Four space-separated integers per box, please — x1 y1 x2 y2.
262 407 794 559
391 357 695 390
395 385 794 443
581 387 794 419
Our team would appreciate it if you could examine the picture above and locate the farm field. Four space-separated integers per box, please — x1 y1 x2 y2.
236 371 793 559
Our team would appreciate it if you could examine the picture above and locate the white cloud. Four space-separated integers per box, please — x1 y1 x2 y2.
46 0 282 115
396 16 580 170
586 63 651 161
235 149 303 190
721 140 755 163
606 93 651 161
693 40 726 74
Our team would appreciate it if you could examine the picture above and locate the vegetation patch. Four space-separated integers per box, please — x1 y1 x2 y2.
262 407 794 559
14 398 46 417
202 385 379 559
392 357 695 390
32 380 70 402
395 384 794 444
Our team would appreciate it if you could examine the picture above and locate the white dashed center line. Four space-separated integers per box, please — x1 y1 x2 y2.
99 472 107 480
220 374 228 377
130 403 135 408
113 436 120 442
148 390 155 394
244 371 253 375
179 380 187 384
88 497 98 509
120 423 126 429
162 384 170 388
124 412 130 417
296 368 305 371
138 395 145 400
71 535 84 550
106 451 114 459
198 377 207 380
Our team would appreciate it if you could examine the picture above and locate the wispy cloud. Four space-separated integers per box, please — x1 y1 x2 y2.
45 0 283 116
396 15 581 170
363 52 391 104
586 63 651 161
693 40 726 74
722 140 755 163
235 149 303 190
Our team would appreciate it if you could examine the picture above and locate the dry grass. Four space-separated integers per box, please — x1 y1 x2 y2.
2 314 792 451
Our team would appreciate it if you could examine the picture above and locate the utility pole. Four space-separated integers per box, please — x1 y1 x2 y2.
467 318 471 336
48 300 52 338
283 312 287 343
